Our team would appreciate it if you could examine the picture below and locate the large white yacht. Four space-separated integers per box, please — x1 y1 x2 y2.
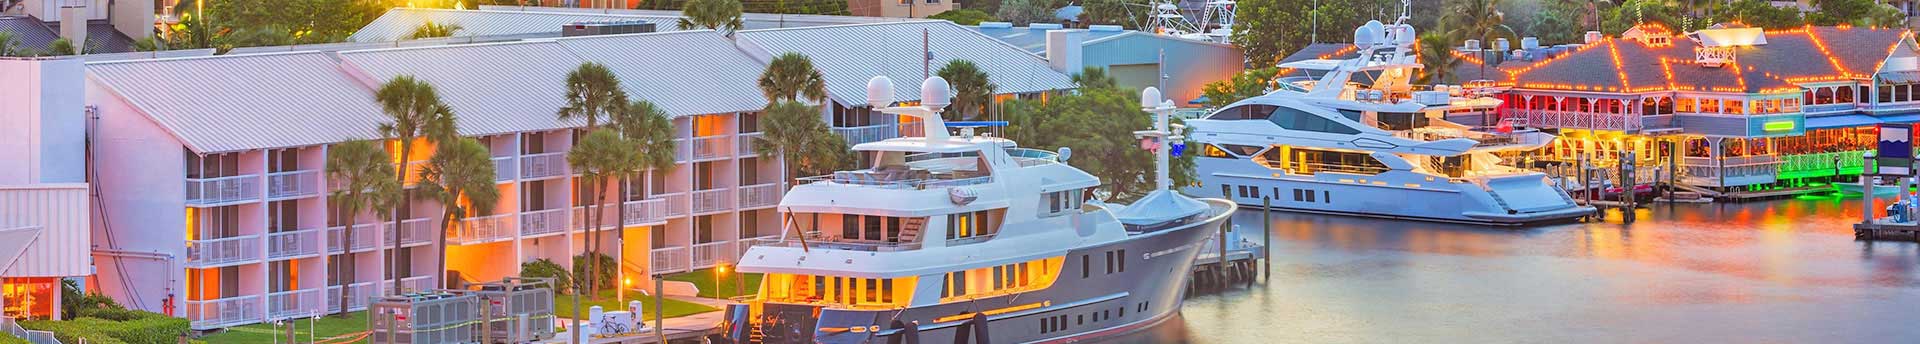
709 77 1234 343
1184 17 1593 226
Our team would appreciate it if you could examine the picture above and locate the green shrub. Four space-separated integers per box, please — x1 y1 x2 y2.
75 307 142 321
928 9 994 25
0 335 28 344
572 252 616 291
23 309 187 344
522 259 572 294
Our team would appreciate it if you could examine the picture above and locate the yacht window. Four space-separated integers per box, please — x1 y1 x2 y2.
1257 146 1389 175
1220 144 1264 156
1206 104 1277 120
825 213 910 243
946 210 999 243
1202 144 1234 159
1268 107 1360 134
938 257 1061 302
1337 109 1365 121
1377 112 1427 130
1042 189 1083 216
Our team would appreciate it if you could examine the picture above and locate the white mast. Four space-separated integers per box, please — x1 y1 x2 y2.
867 76 953 145
1137 87 1179 191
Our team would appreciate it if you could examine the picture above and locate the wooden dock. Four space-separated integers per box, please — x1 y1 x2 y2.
1854 219 1920 242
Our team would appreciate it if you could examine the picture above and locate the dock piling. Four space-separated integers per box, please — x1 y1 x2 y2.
1262 197 1271 283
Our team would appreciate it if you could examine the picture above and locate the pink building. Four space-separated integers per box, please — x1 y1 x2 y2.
0 56 94 321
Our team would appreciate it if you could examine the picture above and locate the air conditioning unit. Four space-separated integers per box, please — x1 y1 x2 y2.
562 20 658 37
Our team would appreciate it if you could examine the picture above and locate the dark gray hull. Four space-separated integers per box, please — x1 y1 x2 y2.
715 200 1234 344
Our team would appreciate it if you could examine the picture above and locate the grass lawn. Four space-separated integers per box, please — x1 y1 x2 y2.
553 289 719 320
663 268 764 299
199 311 369 344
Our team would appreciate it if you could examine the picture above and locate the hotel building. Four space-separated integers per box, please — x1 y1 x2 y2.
0 57 93 321
70 20 1072 330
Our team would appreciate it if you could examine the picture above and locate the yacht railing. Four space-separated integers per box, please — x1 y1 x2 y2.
186 295 262 329
266 169 322 199
795 172 993 190
186 234 263 268
1003 148 1061 167
1271 161 1391 176
758 233 923 252
947 233 997 246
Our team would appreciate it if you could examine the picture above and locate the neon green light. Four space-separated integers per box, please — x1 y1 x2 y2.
1763 120 1796 132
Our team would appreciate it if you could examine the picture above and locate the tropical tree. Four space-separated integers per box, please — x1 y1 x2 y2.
678 0 745 34
411 21 463 39
1199 67 1279 109
755 101 853 184
757 52 830 104
937 59 997 121
1445 0 1517 77
995 0 1054 26
417 137 499 289
566 129 640 303
928 9 995 26
1070 66 1119 91
0 32 17 57
46 38 74 56
324 139 400 317
603 99 676 303
559 62 626 130
1416 32 1461 85
1809 0 1906 28
373 75 456 295
1003 80 1158 199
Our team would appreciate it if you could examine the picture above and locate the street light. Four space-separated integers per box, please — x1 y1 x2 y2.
714 263 728 298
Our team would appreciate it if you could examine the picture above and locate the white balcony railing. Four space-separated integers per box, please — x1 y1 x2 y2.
398 276 434 294
389 218 436 247
454 213 516 245
738 183 780 209
738 132 763 157
267 288 325 320
326 224 379 254
186 295 262 330
186 174 261 206
521 208 567 237
691 241 733 269
186 234 263 268
663 192 690 217
651 247 689 274
622 198 670 226
266 228 324 260
266 170 322 199
571 205 618 231
691 188 734 214
520 152 568 180
691 135 733 161
493 156 518 182
399 161 428 185
325 282 376 313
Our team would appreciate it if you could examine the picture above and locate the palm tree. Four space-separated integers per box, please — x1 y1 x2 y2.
1416 32 1461 85
559 62 625 130
566 129 639 334
757 52 829 104
374 75 456 295
1072 66 1119 91
755 100 852 185
937 59 998 121
0 31 20 57
1443 0 1517 77
605 100 678 297
324 139 400 317
677 0 745 34
418 137 500 289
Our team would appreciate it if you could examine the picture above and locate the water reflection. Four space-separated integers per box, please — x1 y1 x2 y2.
1112 196 1920 343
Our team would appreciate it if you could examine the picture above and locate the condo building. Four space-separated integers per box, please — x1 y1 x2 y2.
0 57 93 321
65 20 1072 330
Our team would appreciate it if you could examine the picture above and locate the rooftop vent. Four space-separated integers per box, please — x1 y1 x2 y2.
1030 23 1064 30
1521 37 1539 50
1462 39 1481 51
1583 31 1603 44
979 21 1014 29
562 20 657 37
1088 25 1123 32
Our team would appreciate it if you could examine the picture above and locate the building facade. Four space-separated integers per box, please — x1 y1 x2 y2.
0 57 93 321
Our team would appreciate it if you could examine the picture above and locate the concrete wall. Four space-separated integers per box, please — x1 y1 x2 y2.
0 58 86 185
1083 33 1245 106
85 75 188 312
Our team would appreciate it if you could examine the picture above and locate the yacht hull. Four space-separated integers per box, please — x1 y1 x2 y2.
713 200 1235 344
1193 164 1592 226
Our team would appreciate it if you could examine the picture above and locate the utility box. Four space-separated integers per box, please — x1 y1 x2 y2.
562 20 657 37
472 278 557 343
368 292 480 344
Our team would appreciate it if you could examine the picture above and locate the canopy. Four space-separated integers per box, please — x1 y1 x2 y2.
1112 190 1210 225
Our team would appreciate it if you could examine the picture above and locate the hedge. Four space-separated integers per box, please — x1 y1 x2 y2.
21 309 187 344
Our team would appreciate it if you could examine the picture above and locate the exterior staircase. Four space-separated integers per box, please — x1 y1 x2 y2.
897 217 926 243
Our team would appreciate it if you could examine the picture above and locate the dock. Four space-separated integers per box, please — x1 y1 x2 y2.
1853 219 1920 242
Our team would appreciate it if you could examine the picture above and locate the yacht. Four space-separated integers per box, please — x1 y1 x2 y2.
1184 16 1594 226
709 76 1234 343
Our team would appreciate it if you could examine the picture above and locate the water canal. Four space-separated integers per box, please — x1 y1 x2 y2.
1113 194 1920 343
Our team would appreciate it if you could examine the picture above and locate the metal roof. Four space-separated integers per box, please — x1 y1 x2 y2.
554 30 768 117
0 16 61 53
478 5 915 30
736 21 1076 106
86 52 388 153
337 41 589 136
347 8 683 43
968 26 1128 54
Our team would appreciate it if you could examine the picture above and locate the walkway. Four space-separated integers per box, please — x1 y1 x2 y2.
540 296 729 344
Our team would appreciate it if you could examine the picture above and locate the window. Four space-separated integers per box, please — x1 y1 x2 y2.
1202 144 1233 158
1105 251 1115 274
1117 249 1125 272
1220 184 1231 197
1043 189 1083 216
1206 104 1277 120
842 214 860 239
1304 189 1316 202
946 210 993 240
1081 254 1090 278
1268 107 1361 134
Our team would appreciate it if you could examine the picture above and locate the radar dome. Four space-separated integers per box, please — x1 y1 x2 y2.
921 76 952 110
1140 87 1163 109
866 76 894 108
1363 20 1387 46
1393 24 1416 45
1352 25 1377 48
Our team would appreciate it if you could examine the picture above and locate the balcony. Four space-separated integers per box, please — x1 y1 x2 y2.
691 241 734 269
266 170 322 200
737 236 780 258
1778 150 1872 179
521 208 567 237
520 152 568 180
651 246 688 274
399 161 427 186
571 205 618 231
1681 155 1784 187
186 174 261 206
398 275 435 294
1511 109 1645 132
325 282 376 314
738 132 763 157
326 224 378 254
738 183 781 209
691 188 734 215
665 192 690 217
267 288 325 320
266 228 324 260
186 234 263 268
690 135 733 161
493 156 518 182
621 198 670 226
186 295 262 330
453 213 516 245
832 123 919 147
387 218 435 248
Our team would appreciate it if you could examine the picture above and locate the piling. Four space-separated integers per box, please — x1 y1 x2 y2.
1262 197 1271 283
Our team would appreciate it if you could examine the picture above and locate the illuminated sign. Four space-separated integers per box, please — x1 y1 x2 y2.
1762 120 1796 132
1695 46 1735 68
1875 123 1913 176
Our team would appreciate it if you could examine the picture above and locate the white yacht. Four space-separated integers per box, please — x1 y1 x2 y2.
709 77 1234 343
1184 17 1593 226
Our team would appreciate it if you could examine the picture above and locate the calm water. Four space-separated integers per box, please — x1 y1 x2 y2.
1112 194 1920 343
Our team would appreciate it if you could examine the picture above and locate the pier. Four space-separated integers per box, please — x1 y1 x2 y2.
1190 198 1274 292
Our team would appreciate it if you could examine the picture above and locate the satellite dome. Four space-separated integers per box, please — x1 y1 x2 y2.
1393 24 1416 45
866 76 894 108
1363 20 1387 46
921 77 952 110
1157 3 1177 11
1140 87 1163 109
1352 25 1377 48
